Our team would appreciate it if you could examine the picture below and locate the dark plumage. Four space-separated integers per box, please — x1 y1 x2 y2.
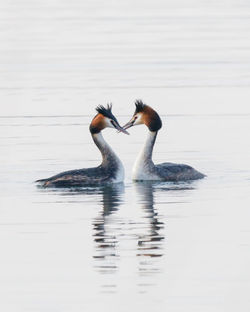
96 103 117 121
134 100 146 114
36 163 119 188
155 162 205 181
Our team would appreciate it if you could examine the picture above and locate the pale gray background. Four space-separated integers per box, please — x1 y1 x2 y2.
1 0 250 311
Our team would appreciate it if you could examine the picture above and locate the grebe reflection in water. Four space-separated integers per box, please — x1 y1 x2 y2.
93 183 124 274
135 182 164 259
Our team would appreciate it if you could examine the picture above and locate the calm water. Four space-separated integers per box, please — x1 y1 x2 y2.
1 0 250 311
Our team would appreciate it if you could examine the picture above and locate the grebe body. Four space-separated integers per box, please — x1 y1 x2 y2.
123 101 205 182
36 105 128 188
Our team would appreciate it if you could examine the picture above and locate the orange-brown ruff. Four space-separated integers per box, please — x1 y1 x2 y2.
89 113 106 133
123 100 205 182
36 104 128 187
140 105 161 130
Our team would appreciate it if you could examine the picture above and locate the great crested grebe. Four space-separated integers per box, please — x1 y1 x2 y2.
36 104 129 187
123 100 205 182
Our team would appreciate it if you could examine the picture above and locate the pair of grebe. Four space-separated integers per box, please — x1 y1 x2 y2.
36 101 204 187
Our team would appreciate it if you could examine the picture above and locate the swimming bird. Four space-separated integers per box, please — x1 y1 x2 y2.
123 100 205 182
36 104 129 187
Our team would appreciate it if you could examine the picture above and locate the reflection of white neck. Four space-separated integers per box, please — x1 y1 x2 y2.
132 131 160 180
92 132 124 182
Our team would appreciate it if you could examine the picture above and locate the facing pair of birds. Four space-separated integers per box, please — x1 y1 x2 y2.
36 101 205 187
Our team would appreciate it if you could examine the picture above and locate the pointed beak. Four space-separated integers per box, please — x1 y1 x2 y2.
122 118 135 130
112 120 130 135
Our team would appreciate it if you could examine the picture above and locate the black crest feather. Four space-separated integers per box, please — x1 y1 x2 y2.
135 100 146 113
96 103 114 119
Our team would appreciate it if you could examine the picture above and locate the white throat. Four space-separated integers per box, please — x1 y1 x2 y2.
132 131 160 181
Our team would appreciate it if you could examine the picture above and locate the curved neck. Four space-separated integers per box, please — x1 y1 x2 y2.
92 132 119 167
137 130 158 164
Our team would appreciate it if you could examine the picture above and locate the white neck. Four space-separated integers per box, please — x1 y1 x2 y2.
132 130 159 180
92 132 118 165
92 132 124 182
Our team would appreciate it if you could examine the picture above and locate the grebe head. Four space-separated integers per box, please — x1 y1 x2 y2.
89 104 129 135
123 100 162 132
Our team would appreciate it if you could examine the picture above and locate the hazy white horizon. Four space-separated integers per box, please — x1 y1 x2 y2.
1 0 250 116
